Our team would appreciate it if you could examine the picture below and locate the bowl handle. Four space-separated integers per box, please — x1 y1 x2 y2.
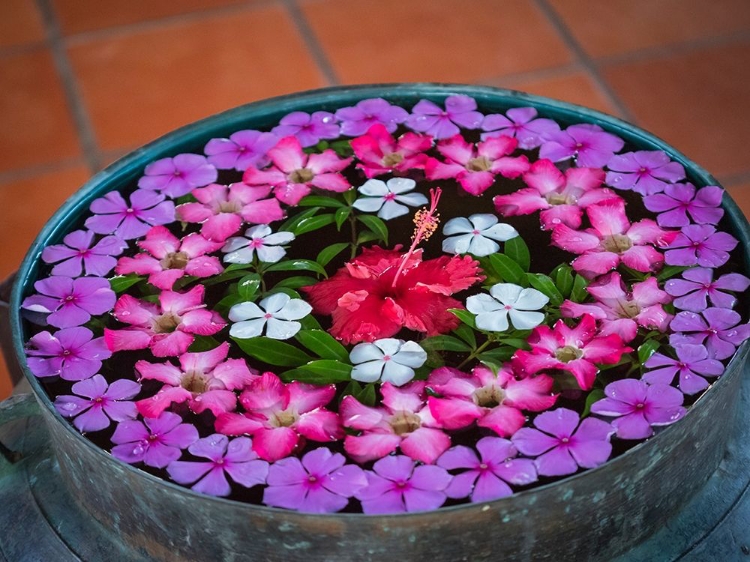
0 394 40 465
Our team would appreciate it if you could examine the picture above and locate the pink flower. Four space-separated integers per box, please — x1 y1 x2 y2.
493 158 618 230
271 111 340 147
214 372 342 462
340 381 451 464
512 314 632 391
665 267 750 312
643 184 724 227
302 246 483 344
54 374 140 433
41 229 126 277
350 124 432 178
405 95 483 139
115 226 224 290
560 272 672 343
551 199 676 278
137 154 217 198
605 150 685 196
22 276 116 329
176 182 284 242
111 411 199 468
480 107 560 149
425 135 529 196
85 189 175 240
664 224 738 268
243 136 352 205
427 365 557 437
104 285 226 357
539 124 624 168
204 130 279 171
25 326 110 381
335 98 409 136
135 342 257 418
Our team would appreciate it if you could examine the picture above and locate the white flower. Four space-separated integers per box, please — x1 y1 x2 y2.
229 293 312 340
349 338 427 386
442 214 518 256
351 178 428 220
222 225 294 264
466 283 548 332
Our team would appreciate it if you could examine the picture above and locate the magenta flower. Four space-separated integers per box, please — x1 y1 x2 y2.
54 374 140 433
104 285 226 357
215 372 342 462
85 189 175 240
512 408 613 477
605 150 686 196
643 184 724 227
437 437 538 502
111 411 199 468
41 229 126 277
115 226 224 290
643 343 724 395
350 124 432 178
669 308 750 361
263 448 367 513
355 455 452 514
22 276 115 328
425 135 529 196
590 379 685 439
560 272 672 343
176 182 284 242
204 130 279 171
167 434 268 497
271 111 340 147
664 224 738 268
493 158 617 230
539 124 624 168
551 199 676 278
512 314 631 391
137 154 217 198
25 326 110 381
243 136 352 206
405 95 483 139
480 107 560 149
427 365 557 437
135 342 256 418
335 98 409 136
665 268 750 312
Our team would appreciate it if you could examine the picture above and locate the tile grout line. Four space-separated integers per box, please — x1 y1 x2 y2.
281 0 340 86
35 0 101 173
721 170 750 188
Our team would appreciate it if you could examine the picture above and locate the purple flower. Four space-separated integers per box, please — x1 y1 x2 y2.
137 154 217 198
85 190 175 240
539 124 625 168
25 326 110 381
263 448 367 513
643 344 724 395
437 437 537 503
355 455 452 514
204 130 279 171
41 230 127 277
605 150 685 195
405 95 484 139
665 268 750 312
271 111 340 148
54 374 140 432
643 184 724 227
21 276 115 328
669 308 750 361
167 434 268 497
335 98 409 136
480 107 560 149
512 408 613 477
111 412 199 468
665 225 738 268
591 379 685 439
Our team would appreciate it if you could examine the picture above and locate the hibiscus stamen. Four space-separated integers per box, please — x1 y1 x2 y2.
391 187 442 287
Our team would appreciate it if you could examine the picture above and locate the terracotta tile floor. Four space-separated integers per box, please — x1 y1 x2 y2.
1 0 750 397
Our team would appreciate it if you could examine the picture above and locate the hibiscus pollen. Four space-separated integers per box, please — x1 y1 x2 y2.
391 187 442 287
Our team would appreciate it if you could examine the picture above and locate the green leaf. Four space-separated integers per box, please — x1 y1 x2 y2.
356 230 381 244
551 264 575 298
275 276 317 290
293 214 336 236
295 329 349 362
334 207 351 230
637 340 661 364
109 274 142 294
265 259 328 277
477 357 504 374
298 195 345 208
570 274 590 303
232 337 312 367
279 360 353 384
504 237 530 272
203 267 256 286
279 207 320 232
188 336 221 353
421 335 472 353
357 215 389 244
340 381 376 406
657 265 690 282
263 287 301 299
452 323 477 348
330 139 354 158
526 273 563 306
317 242 349 267
583 389 605 417
449 308 477 329
299 314 322 330
214 293 243 316
498 338 529 350
488 253 527 286
238 274 261 301
478 347 515 362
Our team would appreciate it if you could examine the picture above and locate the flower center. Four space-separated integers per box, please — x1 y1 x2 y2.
64 295 76 303
217 200 242 213
473 385 505 408
93 396 104 404
160 251 190 270
125 208 135 215
636 403 645 409
560 437 570 444
382 152 403 167
466 156 492 172
390 411 422 436
384 192 397 201
546 192 575 206
62 349 72 356
264 313 273 319
602 234 633 253
153 312 181 333
181 370 208 394
555 345 583 363
618 300 641 318
289 168 314 184
273 410 298 428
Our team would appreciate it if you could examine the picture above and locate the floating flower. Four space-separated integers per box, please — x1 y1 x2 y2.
221 225 295 264
85 189 175 240
137 154 217 198
167 434 269 497
437 437 538 502
22 276 115 329
335 98 409 136
442 213 518 256
271 111 340 147
539 124 625 168
605 150 685 196
643 184 724 227
405 95 483 139
669 308 750 361
643 344 724 395
349 338 427 386
665 268 750 312
41 229 126 277
228 293 311 340
204 129 279 171
351 177 428 220
350 124 432 178
355 455 452 514
512 408 614 477
480 107 560 149
25 326 110 381
111 411 199 468
263 448 367 513
466 283 548 332
664 224 738 268
54 374 140 433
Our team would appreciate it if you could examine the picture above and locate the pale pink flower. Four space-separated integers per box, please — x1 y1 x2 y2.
539 124 624 168
271 111 339 147
405 95 483 139
137 154 217 198
350 124 432 178
204 130 279 171
480 107 560 149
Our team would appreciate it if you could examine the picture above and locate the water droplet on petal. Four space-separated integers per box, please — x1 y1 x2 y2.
132 445 144 456
62 402 77 411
